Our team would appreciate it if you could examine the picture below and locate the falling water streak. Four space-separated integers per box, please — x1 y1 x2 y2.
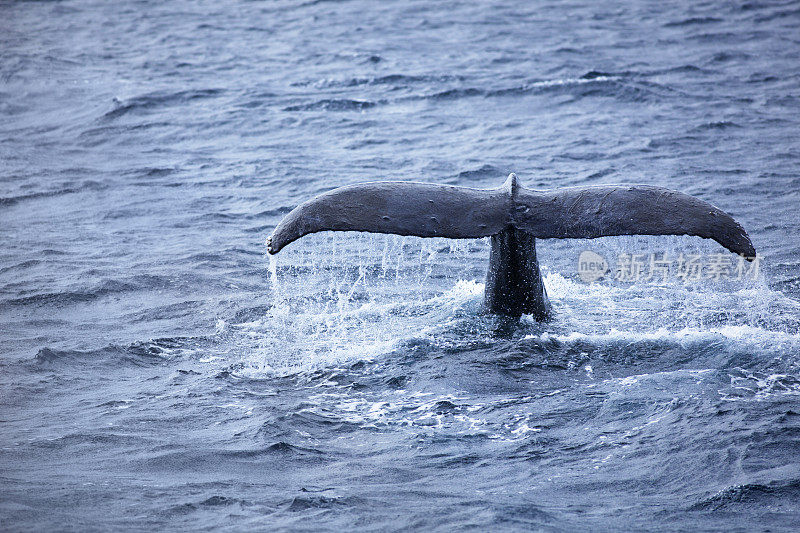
268 252 279 292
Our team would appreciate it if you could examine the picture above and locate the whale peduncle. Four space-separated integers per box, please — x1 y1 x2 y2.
484 226 550 319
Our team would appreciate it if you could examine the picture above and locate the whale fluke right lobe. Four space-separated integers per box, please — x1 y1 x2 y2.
515 184 756 258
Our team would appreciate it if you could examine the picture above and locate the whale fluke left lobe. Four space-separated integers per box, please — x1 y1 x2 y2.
267 181 510 254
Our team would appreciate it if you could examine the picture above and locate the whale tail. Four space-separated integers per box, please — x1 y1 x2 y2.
267 173 755 317
267 173 755 259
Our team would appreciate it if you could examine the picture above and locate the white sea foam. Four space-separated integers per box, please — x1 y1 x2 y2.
234 235 800 377
526 324 800 348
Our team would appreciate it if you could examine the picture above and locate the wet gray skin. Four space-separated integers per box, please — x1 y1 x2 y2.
268 173 755 318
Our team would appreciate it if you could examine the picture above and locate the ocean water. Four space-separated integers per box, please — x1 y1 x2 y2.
2 0 800 530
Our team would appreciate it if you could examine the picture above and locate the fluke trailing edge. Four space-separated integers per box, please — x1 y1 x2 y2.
267 173 756 318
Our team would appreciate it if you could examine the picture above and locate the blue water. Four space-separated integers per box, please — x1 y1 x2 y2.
2 0 800 530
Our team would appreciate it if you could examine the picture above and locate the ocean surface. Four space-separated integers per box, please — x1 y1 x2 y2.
2 0 800 531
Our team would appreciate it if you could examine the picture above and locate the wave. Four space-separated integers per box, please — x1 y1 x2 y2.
135 444 330 473
428 87 484 100
166 495 252 515
283 99 377 112
0 180 106 207
101 88 224 120
421 76 618 100
32 337 199 368
455 164 505 182
28 431 154 450
4 274 179 308
753 7 800 23
280 72 681 114
285 495 367 512
292 73 464 89
0 259 41 274
692 121 742 131
690 479 800 511
663 17 723 27
649 64 706 75
707 51 751 63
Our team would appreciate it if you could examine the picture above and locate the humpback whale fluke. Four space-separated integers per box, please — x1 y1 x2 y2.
267 173 755 317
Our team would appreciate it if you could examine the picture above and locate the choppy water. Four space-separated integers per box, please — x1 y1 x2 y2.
2 0 800 530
